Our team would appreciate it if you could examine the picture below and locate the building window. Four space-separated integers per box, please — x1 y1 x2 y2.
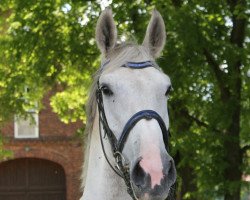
14 112 39 139
14 86 39 139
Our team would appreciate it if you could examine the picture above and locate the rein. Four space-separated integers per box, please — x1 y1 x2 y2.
96 60 170 200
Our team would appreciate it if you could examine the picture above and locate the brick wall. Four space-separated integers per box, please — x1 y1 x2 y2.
3 140 83 200
0 89 84 200
1 89 83 138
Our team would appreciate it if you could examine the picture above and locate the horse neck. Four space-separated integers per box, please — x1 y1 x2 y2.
82 112 131 200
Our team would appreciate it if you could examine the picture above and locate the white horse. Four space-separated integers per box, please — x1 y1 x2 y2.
81 9 176 200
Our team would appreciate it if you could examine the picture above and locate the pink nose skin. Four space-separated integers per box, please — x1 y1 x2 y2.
139 147 164 188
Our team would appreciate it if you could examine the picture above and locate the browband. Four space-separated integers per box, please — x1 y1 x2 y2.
122 61 155 69
101 60 155 70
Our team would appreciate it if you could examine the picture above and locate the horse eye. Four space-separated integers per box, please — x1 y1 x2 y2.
165 86 172 96
101 85 113 96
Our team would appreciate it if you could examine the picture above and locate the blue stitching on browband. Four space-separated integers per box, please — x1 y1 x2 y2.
123 61 154 69
100 60 155 70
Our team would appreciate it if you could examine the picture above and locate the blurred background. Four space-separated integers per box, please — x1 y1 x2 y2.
0 0 249 199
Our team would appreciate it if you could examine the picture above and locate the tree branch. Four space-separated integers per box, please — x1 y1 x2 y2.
230 15 247 48
171 0 182 8
203 48 231 100
225 0 246 106
226 0 247 49
185 112 222 134
241 145 250 155
173 103 223 134
226 0 238 11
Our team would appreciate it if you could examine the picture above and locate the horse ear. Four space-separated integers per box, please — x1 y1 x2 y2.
96 8 117 55
143 9 166 58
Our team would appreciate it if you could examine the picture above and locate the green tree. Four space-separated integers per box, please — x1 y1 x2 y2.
0 1 249 199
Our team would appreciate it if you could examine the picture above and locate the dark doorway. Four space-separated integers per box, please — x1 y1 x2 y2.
0 158 66 200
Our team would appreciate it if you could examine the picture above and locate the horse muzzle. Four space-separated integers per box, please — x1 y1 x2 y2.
130 155 176 200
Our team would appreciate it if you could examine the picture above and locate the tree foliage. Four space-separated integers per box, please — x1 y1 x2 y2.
0 0 249 199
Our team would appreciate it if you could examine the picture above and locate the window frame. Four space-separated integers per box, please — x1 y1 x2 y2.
14 112 39 139
14 85 39 139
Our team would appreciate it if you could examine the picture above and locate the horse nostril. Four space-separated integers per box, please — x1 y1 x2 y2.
166 159 176 181
131 157 177 197
131 158 147 188
168 160 173 174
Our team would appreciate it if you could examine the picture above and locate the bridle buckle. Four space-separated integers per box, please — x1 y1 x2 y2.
114 151 126 163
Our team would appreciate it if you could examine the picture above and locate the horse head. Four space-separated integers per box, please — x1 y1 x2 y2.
93 8 176 200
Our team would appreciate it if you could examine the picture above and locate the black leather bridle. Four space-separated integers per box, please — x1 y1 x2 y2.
96 60 170 199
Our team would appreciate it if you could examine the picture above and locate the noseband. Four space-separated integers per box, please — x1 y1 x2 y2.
96 60 170 200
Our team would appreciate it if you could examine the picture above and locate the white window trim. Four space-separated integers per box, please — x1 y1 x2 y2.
14 113 39 139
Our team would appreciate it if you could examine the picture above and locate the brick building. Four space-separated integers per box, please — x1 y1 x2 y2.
0 90 84 200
